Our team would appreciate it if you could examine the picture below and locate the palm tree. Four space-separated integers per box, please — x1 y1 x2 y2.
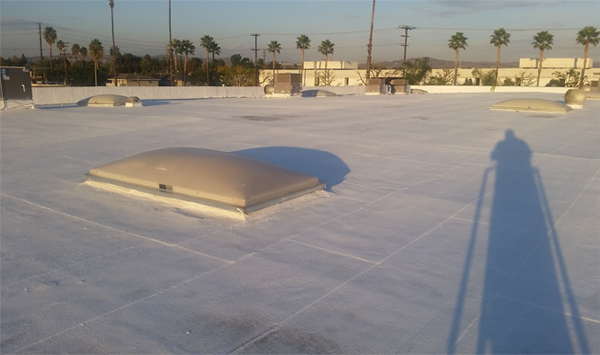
366 0 376 80
267 40 282 80
71 43 80 62
318 39 335 71
209 40 221 62
532 31 554 86
43 26 57 74
490 28 510 90
109 46 121 57
109 0 117 80
80 47 88 63
448 32 468 85
296 34 311 80
56 40 68 84
200 35 213 85
318 39 335 85
172 38 182 75
576 26 599 88
179 39 195 85
88 39 104 86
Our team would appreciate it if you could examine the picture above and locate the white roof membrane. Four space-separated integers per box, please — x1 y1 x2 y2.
585 91 600 100
86 147 325 213
490 98 572 113
3 92 598 354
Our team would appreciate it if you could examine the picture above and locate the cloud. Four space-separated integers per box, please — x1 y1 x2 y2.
340 13 362 22
423 0 548 17
0 18 38 30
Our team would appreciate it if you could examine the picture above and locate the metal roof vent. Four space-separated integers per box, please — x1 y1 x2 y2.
490 98 572 113
85 147 325 214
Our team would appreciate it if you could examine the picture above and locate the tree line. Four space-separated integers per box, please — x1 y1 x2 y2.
0 29 340 87
368 26 597 88
440 26 598 87
1 26 597 88
0 27 258 86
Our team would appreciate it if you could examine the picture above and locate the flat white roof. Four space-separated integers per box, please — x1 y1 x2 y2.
2 92 598 354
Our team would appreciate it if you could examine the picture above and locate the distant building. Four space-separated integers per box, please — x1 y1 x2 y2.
519 58 593 69
304 61 358 70
106 73 159 87
261 57 598 88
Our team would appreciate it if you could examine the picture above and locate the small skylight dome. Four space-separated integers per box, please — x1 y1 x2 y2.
302 90 337 97
86 147 325 214
490 98 572 113
78 94 142 107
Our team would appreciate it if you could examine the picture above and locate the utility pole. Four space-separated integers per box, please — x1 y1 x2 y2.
37 23 43 61
261 49 267 67
400 25 415 78
62 42 69 85
251 33 260 86
168 0 175 86
109 0 117 81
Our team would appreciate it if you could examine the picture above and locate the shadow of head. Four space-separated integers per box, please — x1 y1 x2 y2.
491 129 532 170
233 146 350 192
301 90 337 98
141 100 172 106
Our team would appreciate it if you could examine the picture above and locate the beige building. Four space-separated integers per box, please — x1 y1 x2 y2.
519 58 593 69
262 58 597 88
107 73 159 87
303 61 358 70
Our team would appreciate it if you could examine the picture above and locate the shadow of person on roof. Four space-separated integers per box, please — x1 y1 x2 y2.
301 90 337 98
233 147 350 192
140 100 172 106
447 129 589 354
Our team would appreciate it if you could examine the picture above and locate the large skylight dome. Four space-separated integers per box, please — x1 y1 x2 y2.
86 147 325 213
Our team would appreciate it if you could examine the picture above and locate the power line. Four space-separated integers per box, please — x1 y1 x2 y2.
417 27 583 32
216 34 252 41
1 33 37 36
255 27 399 37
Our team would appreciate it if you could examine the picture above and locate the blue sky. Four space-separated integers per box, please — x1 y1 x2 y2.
1 0 599 64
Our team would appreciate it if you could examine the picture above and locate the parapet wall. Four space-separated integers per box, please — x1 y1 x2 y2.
31 85 571 105
411 85 570 94
32 86 266 105
302 86 366 95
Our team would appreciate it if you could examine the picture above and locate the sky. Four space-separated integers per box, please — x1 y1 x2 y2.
1 0 599 65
